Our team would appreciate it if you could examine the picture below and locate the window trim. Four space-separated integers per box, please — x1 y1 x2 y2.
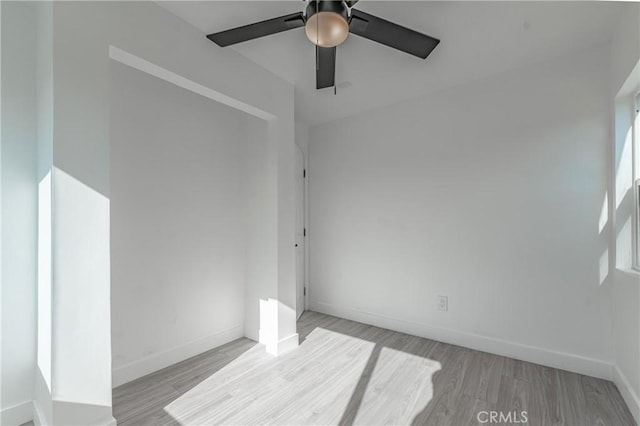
631 91 640 272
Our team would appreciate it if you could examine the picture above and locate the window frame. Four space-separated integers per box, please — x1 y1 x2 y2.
633 92 640 271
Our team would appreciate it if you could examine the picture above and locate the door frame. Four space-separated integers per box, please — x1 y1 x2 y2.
295 143 308 318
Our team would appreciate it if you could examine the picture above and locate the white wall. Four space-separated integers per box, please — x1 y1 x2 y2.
110 62 249 385
610 3 640 422
0 2 38 425
296 122 310 157
309 46 614 378
243 116 275 342
28 1 296 424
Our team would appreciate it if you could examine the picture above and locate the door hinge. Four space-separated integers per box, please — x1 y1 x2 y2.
304 287 306 296
303 169 306 178
304 228 306 237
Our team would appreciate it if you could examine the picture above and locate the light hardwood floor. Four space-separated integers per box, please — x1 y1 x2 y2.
113 311 635 425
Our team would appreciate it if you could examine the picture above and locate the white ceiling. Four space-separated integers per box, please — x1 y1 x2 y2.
159 1 627 125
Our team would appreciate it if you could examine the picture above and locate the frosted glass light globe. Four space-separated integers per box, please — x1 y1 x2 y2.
305 11 349 48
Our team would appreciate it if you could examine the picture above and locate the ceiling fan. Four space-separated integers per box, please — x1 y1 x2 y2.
206 1 440 90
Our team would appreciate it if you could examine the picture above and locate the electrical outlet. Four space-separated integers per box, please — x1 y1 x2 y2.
437 295 448 312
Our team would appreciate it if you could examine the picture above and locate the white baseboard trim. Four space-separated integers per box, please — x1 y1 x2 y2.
262 332 300 356
31 397 116 426
1 401 33 426
51 400 115 426
32 401 44 426
33 368 52 426
311 301 613 380
276 333 300 355
2 400 116 426
613 365 640 424
112 324 243 387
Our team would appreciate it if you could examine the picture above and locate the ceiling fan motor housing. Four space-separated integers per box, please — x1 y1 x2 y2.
304 1 349 21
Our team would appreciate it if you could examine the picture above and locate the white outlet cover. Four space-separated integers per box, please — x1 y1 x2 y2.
437 296 448 311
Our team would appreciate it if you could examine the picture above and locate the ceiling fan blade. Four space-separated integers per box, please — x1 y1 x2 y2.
316 46 336 90
207 12 305 47
345 0 360 7
349 9 439 59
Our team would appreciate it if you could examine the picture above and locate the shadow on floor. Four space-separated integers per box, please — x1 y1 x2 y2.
298 311 635 426
113 310 636 426
112 337 258 425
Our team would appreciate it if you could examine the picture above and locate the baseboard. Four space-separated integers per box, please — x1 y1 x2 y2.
262 332 300 356
613 365 640 424
1 401 33 426
3 400 116 426
112 324 243 387
33 368 52 426
311 301 613 380
31 397 116 426
51 400 115 426
276 333 300 355
32 400 46 426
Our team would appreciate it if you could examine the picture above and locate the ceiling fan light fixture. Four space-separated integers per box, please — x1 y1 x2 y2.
304 1 350 48
305 11 349 48
207 0 441 90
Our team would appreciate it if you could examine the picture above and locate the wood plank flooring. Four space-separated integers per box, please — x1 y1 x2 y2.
113 311 635 425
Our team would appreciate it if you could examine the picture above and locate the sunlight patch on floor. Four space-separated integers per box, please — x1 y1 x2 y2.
163 327 439 425
354 347 440 425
